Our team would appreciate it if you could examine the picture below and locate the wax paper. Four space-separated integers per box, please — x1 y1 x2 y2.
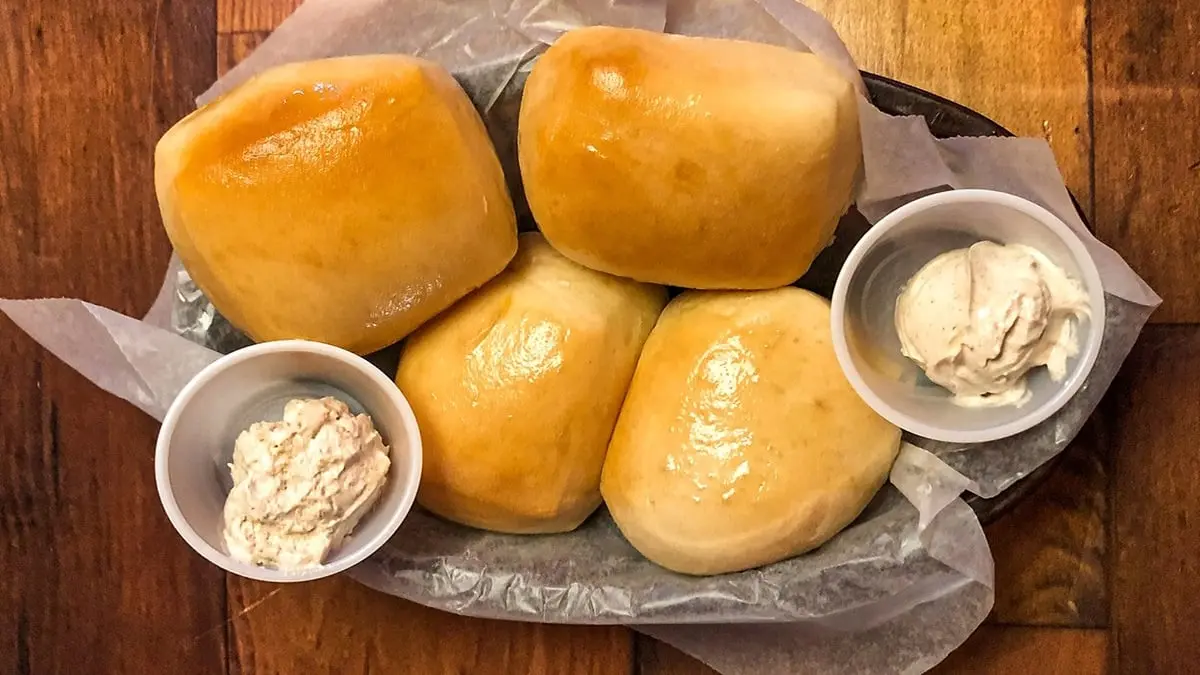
1 0 1160 673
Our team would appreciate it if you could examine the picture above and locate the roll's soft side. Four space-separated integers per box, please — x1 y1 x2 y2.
518 27 862 290
155 55 518 354
601 288 900 575
396 233 667 534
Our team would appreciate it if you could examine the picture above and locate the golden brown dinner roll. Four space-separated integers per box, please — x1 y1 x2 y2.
601 288 900 575
155 55 517 354
518 27 862 290
396 233 667 534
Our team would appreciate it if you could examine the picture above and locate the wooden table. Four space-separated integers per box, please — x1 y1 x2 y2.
2 0 1197 672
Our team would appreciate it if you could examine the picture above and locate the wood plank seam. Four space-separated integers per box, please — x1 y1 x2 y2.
1085 0 1097 224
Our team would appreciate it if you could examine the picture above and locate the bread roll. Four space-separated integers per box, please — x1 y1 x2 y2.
155 55 517 354
601 288 900 575
396 233 667 534
518 27 861 290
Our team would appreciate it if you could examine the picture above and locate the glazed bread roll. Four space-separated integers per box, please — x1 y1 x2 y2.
601 288 900 575
518 27 862 289
155 55 517 354
396 233 667 534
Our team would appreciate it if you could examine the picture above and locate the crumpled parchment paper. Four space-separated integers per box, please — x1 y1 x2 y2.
1 0 1160 673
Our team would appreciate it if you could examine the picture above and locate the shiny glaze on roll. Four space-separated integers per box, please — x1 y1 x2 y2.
155 55 517 354
397 233 667 534
601 287 900 575
519 27 862 289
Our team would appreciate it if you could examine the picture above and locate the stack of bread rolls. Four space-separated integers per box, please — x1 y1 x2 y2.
154 26 899 577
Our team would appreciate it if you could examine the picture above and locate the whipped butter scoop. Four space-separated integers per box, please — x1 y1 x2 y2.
894 241 1091 408
222 396 392 570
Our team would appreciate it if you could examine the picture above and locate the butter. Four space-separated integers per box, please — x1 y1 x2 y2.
222 396 390 570
894 241 1090 408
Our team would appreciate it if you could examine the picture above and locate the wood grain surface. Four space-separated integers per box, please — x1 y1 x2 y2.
806 0 1092 216
217 0 301 33
1092 0 1200 322
216 31 271 78
228 577 631 674
0 1 225 675
1110 328 1200 672
931 627 1109 675
636 626 1112 675
1 0 1196 673
986 418 1110 627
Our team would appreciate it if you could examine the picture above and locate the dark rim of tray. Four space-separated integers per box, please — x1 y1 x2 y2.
862 71 1071 525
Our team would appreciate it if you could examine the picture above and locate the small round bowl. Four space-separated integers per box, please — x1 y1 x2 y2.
155 339 422 582
830 189 1106 444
